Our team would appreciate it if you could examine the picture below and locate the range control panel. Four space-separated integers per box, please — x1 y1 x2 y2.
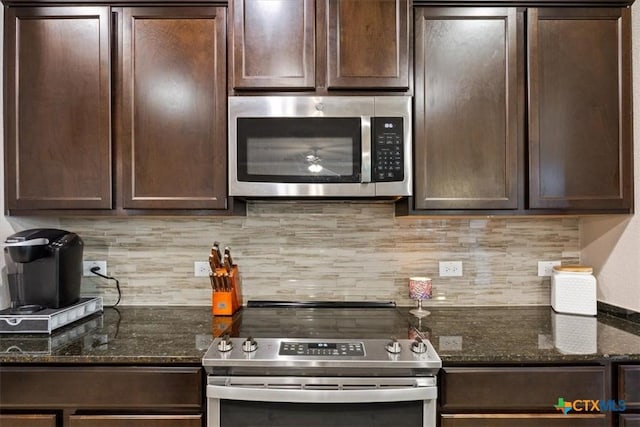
279 341 365 357
372 117 404 182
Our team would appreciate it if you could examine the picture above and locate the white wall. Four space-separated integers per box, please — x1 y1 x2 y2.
581 2 640 313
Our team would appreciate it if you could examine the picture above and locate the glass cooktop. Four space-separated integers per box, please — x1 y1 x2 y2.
225 301 414 340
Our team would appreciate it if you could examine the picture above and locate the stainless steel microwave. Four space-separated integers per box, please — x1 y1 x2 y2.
228 96 412 198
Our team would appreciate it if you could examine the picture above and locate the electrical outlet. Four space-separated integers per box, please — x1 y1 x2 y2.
194 261 211 277
83 261 107 277
439 335 463 351
537 260 561 277
439 261 463 277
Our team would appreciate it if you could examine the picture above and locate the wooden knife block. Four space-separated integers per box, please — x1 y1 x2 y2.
211 266 242 316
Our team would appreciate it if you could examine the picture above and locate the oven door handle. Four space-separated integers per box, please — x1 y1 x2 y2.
207 383 437 404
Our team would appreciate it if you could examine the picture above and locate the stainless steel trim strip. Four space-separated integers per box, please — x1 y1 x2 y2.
206 376 437 403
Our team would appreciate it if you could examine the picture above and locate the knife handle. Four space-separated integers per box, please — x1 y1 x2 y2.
214 274 222 292
223 272 231 292
224 247 234 266
213 242 223 262
210 251 222 270
223 254 232 273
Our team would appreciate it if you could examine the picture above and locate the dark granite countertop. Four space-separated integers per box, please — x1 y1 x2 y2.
1 305 639 365
403 306 640 363
0 306 224 365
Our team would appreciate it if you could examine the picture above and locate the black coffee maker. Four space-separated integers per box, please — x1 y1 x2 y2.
4 229 83 312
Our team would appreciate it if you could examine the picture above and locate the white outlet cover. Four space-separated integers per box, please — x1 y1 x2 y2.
194 261 211 277
83 261 107 277
439 261 463 277
537 260 561 277
439 335 463 351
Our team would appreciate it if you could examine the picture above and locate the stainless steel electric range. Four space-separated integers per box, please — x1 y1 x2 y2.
202 301 442 427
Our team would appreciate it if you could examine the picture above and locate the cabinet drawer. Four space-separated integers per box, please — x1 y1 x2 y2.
0 366 203 409
0 414 57 427
441 414 607 427
441 366 607 411
619 366 640 408
69 414 202 427
620 414 640 427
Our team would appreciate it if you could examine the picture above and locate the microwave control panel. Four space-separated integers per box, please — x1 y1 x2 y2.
372 117 404 182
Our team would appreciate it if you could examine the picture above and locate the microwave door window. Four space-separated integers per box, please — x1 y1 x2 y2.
237 118 361 183
247 138 353 179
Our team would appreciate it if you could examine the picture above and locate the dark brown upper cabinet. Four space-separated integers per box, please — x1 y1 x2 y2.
5 6 112 210
409 6 633 215
414 7 519 210
230 0 315 90
230 0 409 92
4 6 231 214
326 0 409 90
119 6 227 210
528 7 633 211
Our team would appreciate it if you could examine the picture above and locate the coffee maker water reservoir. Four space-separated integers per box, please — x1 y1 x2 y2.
4 229 83 311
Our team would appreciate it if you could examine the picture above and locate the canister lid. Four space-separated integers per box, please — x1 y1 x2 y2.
553 265 593 274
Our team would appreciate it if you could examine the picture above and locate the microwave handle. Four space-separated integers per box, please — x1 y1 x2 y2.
361 116 372 183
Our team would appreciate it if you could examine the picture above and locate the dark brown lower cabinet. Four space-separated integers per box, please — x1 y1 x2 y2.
619 365 640 426
0 414 57 427
441 366 610 426
0 366 204 427
69 415 202 427
619 366 640 408
620 415 640 427
442 414 607 427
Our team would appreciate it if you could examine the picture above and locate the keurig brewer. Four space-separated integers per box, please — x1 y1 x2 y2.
4 229 83 312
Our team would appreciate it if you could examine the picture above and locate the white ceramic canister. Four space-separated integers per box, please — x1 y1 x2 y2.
551 265 597 316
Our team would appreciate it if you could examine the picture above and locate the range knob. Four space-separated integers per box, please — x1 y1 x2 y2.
242 337 258 353
385 338 402 354
411 337 428 354
217 335 233 352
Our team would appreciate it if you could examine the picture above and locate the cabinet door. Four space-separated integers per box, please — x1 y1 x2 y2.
619 365 640 409
0 366 203 409
0 414 57 427
230 0 315 90
5 7 112 210
69 414 202 427
120 7 227 209
326 0 409 89
620 415 640 427
441 366 608 411
528 8 632 210
414 8 519 210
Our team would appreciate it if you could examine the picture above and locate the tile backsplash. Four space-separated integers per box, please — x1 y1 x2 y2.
12 202 579 306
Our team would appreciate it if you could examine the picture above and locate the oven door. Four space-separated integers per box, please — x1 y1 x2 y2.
207 376 437 427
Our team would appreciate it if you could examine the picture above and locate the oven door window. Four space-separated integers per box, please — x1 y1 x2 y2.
237 117 362 183
220 400 423 427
